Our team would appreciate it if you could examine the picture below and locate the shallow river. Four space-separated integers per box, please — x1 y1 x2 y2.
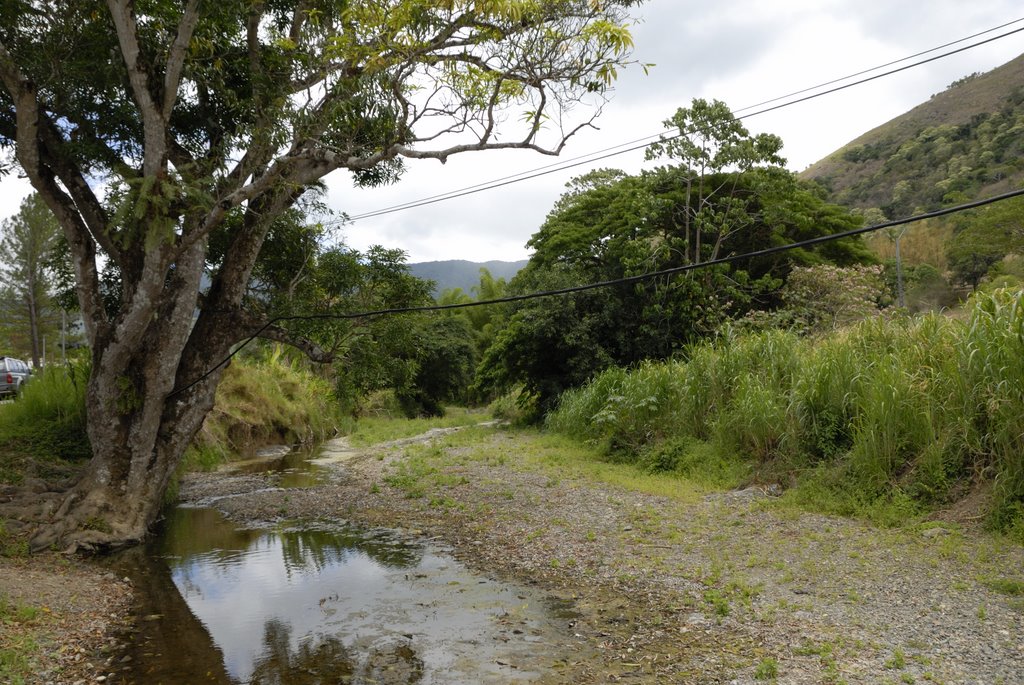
111 446 580 684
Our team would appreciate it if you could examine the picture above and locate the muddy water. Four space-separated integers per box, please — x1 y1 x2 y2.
114 447 583 684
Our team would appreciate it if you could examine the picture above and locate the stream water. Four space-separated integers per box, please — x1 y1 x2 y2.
111 444 581 684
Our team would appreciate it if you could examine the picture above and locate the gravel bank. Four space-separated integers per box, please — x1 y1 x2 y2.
181 425 1024 684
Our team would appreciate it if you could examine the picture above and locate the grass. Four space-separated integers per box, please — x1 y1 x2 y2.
369 419 706 511
546 289 1024 535
512 432 704 503
0 360 90 485
980 577 1024 596
0 520 28 558
349 406 488 448
0 593 45 684
1 347 349 492
180 346 346 473
754 657 779 680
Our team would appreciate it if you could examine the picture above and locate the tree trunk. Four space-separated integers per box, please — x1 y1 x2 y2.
26 270 40 368
29 372 220 551
26 237 229 552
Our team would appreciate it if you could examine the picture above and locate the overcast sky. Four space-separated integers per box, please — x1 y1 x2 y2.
1 0 1022 264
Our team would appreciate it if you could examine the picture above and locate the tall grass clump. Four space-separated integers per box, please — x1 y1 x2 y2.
547 288 1024 533
182 346 345 471
959 289 1024 532
547 361 685 454
0 361 91 483
713 329 802 462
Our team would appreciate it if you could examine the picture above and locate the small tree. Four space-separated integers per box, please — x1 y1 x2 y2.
781 264 887 333
645 98 786 265
0 193 62 366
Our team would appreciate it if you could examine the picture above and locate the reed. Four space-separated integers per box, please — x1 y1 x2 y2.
546 289 1024 534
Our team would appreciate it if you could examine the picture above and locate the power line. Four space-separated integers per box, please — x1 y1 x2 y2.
334 20 1024 224
732 15 1024 115
169 187 1024 399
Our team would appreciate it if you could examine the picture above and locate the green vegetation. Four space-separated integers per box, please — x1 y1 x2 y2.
0 349 344 486
0 520 28 558
182 347 344 472
754 657 779 680
475 99 876 413
0 362 90 485
548 289 1024 534
0 593 44 684
980 577 1024 596
805 55 1024 214
348 407 487 448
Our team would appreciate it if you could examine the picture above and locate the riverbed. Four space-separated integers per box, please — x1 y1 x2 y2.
111 439 592 684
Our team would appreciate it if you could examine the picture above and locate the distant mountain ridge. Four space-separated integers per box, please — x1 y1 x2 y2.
802 52 1024 216
408 259 528 295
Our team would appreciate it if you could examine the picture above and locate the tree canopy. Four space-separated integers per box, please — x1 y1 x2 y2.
0 193 62 366
0 0 642 550
478 101 874 411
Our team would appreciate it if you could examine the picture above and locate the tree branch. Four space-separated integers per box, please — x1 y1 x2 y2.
106 0 166 176
0 39 108 345
162 0 200 120
252 323 334 364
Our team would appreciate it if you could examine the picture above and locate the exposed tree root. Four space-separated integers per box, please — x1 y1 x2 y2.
1 480 147 554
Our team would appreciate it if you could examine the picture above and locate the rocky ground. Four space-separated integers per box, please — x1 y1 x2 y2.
179 425 1024 685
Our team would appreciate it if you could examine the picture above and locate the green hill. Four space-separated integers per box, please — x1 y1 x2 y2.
802 52 1024 217
409 259 527 296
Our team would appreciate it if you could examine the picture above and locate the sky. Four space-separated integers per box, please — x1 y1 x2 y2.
1 0 1023 264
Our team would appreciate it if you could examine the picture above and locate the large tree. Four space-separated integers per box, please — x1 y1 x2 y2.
479 102 874 411
0 192 62 366
0 0 640 550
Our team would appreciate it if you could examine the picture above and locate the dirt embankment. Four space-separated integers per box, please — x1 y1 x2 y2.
181 426 1024 684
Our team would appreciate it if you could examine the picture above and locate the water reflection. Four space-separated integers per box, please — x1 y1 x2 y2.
126 507 559 684
228 445 327 488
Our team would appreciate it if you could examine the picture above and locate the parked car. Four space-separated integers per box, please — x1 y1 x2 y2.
0 357 31 399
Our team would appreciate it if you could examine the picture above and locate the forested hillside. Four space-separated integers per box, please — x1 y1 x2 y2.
408 259 528 295
803 53 1024 215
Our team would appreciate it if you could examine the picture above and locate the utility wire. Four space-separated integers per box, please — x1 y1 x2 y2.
337 21 1024 224
169 187 1024 399
732 15 1024 114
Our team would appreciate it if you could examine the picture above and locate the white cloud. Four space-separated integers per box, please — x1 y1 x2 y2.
3 1 1023 263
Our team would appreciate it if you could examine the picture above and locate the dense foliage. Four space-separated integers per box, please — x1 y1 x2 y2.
547 289 1024 538
477 101 874 411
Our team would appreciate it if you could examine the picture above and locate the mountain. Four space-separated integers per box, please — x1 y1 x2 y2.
801 52 1024 216
408 259 528 295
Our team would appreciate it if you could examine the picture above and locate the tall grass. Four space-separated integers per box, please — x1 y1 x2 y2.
0 348 346 482
0 361 90 484
184 347 346 470
547 289 1024 535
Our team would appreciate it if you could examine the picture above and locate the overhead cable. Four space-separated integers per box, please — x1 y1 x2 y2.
336 20 1024 224
169 186 1024 399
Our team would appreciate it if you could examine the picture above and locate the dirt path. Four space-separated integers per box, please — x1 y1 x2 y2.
182 425 1024 684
